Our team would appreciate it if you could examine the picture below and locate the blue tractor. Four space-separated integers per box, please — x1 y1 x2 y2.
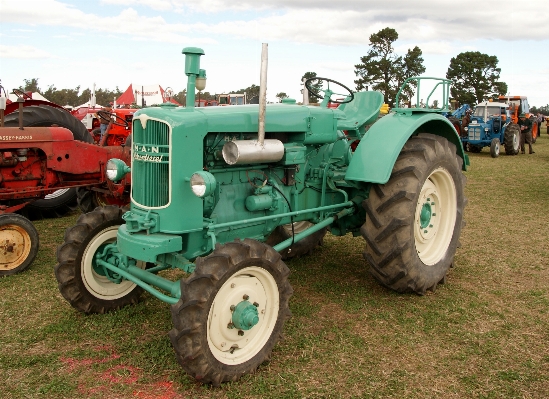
462 101 520 157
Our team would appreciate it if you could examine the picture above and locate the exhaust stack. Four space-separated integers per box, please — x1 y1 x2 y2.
222 43 284 165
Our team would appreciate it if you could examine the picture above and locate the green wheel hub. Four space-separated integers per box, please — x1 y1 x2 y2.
207 266 279 364
419 201 433 230
232 300 259 330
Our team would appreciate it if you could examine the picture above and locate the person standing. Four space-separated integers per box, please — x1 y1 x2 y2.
97 104 113 142
518 113 534 154
460 109 472 138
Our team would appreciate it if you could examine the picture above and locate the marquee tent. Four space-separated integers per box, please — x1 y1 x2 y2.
115 84 180 106
8 92 50 102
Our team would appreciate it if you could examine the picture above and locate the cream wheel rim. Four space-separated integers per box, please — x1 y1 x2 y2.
0 225 32 270
414 167 457 265
207 266 279 365
81 226 143 300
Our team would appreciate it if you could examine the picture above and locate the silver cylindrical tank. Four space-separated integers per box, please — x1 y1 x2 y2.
222 139 284 165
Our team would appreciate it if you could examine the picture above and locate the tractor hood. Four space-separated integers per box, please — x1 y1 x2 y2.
134 103 341 145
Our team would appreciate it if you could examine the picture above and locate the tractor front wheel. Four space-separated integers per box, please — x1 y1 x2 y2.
169 239 292 385
0 214 39 276
361 133 466 294
490 138 500 158
55 205 144 313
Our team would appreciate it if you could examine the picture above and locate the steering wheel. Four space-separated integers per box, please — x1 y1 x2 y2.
304 77 354 104
12 89 32 100
97 110 128 128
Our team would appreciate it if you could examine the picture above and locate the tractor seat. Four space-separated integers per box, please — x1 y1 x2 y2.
336 91 384 132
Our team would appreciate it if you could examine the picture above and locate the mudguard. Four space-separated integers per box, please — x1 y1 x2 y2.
345 112 467 184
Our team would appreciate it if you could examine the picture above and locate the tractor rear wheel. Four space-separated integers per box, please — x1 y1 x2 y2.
0 214 39 276
3 105 93 142
76 188 101 214
169 239 292 385
4 105 94 219
361 134 466 294
265 221 326 259
23 188 78 220
447 117 461 135
55 205 144 314
504 123 520 155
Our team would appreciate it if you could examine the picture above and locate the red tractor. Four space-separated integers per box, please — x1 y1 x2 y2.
2 90 135 215
498 95 539 142
0 88 132 276
71 105 136 146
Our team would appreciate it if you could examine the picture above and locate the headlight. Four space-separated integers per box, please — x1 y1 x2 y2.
484 127 489 132
106 158 130 181
464 127 468 132
190 171 216 197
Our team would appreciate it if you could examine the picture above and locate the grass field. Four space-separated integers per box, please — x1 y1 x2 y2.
1 127 548 399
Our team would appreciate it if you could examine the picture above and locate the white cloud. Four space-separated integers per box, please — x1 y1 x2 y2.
1 0 547 105
2 0 547 46
0 45 53 59
0 1 216 44
100 0 174 11
395 41 455 56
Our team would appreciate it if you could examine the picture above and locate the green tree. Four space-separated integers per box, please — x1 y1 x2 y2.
174 89 186 106
235 84 260 103
43 85 81 106
95 87 123 107
77 88 92 106
276 92 288 102
354 27 426 107
446 51 507 105
18 78 41 93
301 72 321 104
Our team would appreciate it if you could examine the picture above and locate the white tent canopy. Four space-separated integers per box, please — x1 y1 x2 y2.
8 92 50 102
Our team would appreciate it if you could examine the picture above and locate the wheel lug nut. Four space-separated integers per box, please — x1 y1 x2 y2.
243 294 249 300
238 330 244 336
230 305 235 311
227 322 235 329
253 302 259 307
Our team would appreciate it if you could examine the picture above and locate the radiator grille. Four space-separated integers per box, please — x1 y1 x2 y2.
468 126 482 141
131 119 170 208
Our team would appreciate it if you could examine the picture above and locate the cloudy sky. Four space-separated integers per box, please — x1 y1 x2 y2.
1 0 548 106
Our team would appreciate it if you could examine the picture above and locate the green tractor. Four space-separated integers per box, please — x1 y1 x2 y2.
55 47 468 385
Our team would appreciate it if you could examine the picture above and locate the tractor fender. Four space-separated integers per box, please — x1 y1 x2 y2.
4 99 67 116
345 112 467 184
